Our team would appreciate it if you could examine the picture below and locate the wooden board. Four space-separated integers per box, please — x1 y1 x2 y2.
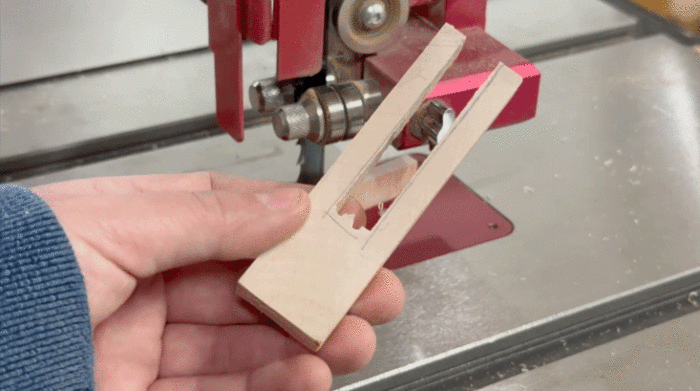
238 24 523 351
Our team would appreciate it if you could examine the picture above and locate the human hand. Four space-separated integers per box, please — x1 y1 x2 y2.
33 172 405 391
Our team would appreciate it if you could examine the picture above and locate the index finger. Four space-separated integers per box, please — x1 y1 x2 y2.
52 186 310 277
33 172 309 198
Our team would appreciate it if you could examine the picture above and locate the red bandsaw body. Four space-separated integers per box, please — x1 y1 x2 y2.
207 0 540 267
208 0 540 144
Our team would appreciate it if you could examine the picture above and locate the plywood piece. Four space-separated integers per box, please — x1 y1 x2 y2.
238 25 522 351
348 155 418 209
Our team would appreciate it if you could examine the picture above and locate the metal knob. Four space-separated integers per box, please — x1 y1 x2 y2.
359 1 387 31
273 103 312 140
409 100 455 147
250 66 338 114
336 0 409 54
249 78 285 113
272 79 382 144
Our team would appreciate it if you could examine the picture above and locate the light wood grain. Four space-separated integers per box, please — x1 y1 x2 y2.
348 155 418 209
237 25 525 351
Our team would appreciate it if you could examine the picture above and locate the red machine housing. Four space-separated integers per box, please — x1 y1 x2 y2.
367 20 540 149
207 0 540 146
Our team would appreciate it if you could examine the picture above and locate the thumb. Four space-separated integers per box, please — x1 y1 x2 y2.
53 186 310 278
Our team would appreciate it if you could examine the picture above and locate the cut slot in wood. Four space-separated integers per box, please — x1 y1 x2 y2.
348 155 418 210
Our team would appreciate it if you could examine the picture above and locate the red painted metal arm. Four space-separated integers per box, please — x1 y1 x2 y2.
366 21 540 149
274 0 325 81
208 0 245 141
208 0 325 140
208 0 538 147
445 0 486 29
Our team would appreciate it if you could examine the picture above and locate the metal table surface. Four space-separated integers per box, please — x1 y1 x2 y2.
8 33 700 390
486 0 636 55
332 33 700 389
0 42 275 159
7 123 318 184
477 310 700 391
0 0 208 86
0 0 637 159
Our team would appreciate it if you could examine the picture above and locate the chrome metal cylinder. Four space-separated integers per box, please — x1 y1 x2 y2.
334 82 366 137
359 0 387 31
272 79 382 144
273 103 311 140
249 77 285 113
409 100 455 147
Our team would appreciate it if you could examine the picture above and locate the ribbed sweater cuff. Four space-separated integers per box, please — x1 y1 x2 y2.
1 185 94 391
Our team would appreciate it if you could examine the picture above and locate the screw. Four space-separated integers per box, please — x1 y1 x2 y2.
359 1 387 31
249 78 285 113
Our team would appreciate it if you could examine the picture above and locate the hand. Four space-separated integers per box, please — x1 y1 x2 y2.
33 172 405 391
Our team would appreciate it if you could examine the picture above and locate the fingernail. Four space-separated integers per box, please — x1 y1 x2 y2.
256 188 305 211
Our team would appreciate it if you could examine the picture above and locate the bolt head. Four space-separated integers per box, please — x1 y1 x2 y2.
359 1 387 31
250 78 284 113
409 100 454 146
